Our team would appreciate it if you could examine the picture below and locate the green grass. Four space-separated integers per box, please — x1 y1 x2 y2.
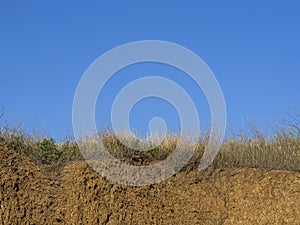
0 111 299 172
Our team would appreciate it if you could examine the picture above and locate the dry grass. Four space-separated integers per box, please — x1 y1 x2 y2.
0 111 299 173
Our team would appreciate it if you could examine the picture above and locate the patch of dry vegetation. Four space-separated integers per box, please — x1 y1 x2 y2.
0 112 299 173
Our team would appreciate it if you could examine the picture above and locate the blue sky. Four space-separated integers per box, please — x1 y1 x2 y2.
0 1 299 140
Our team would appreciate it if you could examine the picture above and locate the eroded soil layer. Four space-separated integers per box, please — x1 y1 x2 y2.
1 144 299 224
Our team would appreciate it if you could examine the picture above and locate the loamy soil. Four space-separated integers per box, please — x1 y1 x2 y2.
0 142 299 224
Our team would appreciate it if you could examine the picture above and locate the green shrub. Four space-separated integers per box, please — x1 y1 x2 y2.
33 138 61 165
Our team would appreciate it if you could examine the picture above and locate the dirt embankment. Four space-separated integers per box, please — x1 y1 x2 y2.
0 142 62 224
0 143 299 224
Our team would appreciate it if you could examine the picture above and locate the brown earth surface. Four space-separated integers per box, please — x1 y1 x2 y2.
0 143 299 224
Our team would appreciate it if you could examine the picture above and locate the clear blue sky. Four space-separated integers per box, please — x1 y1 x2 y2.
1 1 299 140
